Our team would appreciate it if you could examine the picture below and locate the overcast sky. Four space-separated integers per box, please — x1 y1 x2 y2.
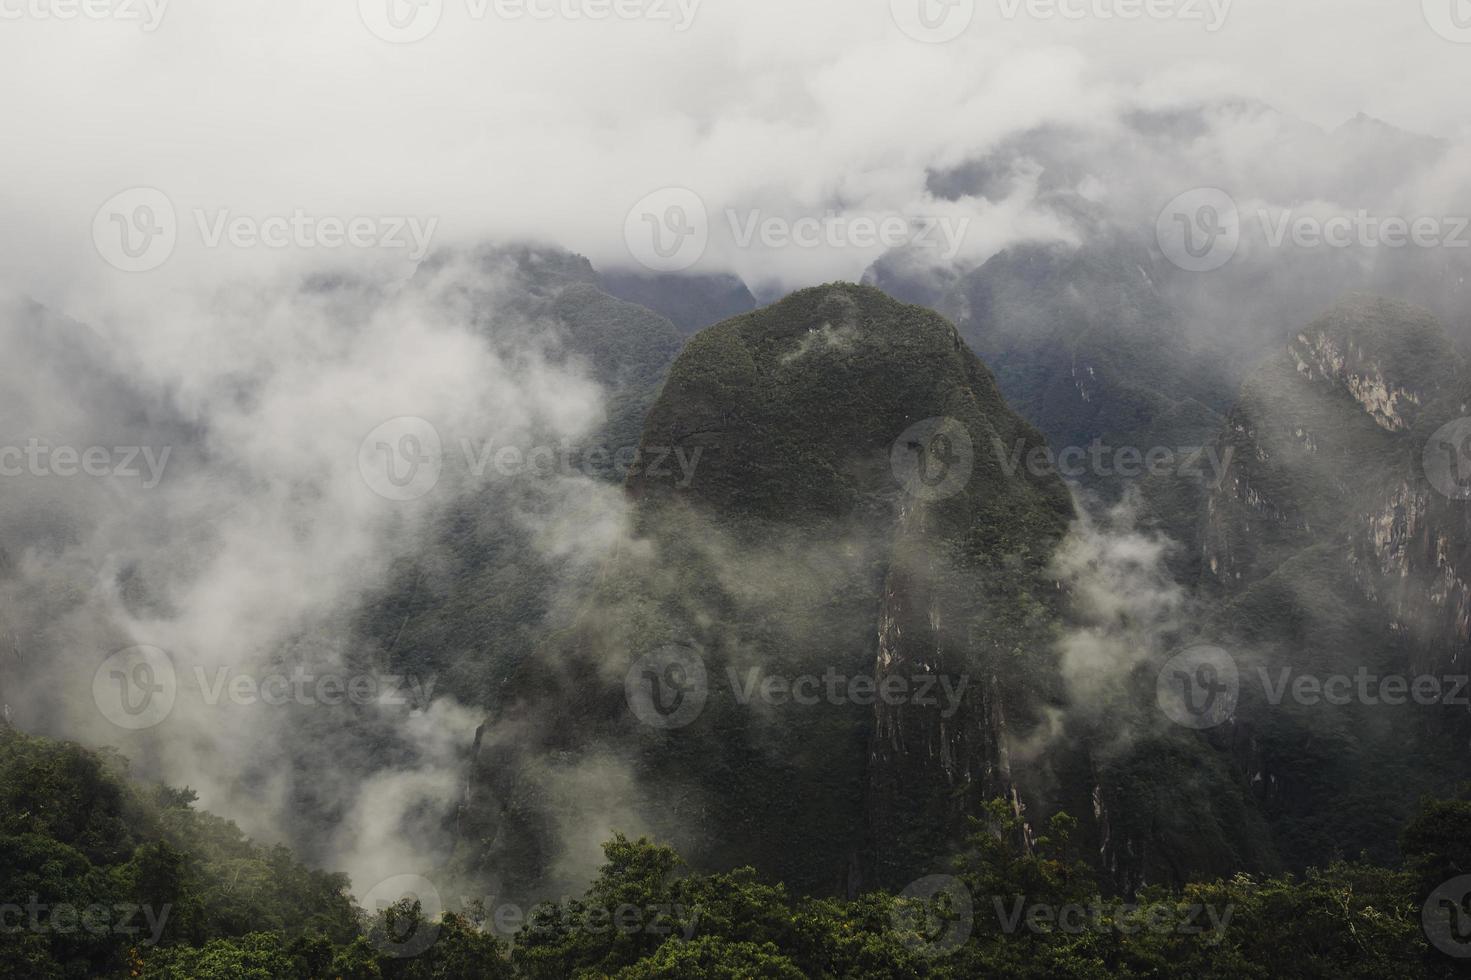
2 0 1469 304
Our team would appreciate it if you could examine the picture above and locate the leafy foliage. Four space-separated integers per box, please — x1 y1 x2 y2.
2 730 1467 979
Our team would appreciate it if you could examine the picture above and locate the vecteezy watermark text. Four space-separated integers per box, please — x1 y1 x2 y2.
992 896 1234 940
624 644 970 729
890 0 1230 44
92 188 438 272
1255 209 1470 251
92 645 436 731
497 898 701 941
728 666 969 716
621 186 972 273
358 0 701 43
0 898 170 947
996 0 1230 30
0 0 167 30
726 210 971 262
1157 644 1471 730
1259 667 1471 709
358 416 704 502
993 437 1233 486
191 666 436 710
0 441 170 488
1157 188 1471 273
193 210 437 258
360 874 702 960
890 880 1234 956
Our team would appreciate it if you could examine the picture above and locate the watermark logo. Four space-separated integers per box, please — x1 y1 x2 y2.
362 874 444 959
892 417 974 502
1424 875 1471 957
359 417 444 502
892 875 973 956
891 0 975 43
93 645 177 731
1156 188 1239 273
625 187 708 273
0 0 168 30
1424 0 1471 43
1425 419 1471 500
359 0 444 42
93 187 176 273
1156 645 1238 729
625 645 708 729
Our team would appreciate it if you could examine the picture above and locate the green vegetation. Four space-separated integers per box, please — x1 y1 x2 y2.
0 727 357 978
6 719 1471 977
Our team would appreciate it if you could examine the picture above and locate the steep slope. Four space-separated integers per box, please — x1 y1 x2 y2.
0 728 359 976
469 283 1090 896
1183 296 1471 866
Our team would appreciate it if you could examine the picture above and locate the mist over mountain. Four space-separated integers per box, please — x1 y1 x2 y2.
6 3 1471 976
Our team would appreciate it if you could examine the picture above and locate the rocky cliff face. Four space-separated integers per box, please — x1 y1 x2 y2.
1201 296 1467 645
1184 295 1471 867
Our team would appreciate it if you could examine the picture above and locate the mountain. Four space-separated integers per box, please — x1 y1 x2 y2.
1164 295 1471 867
599 268 758 336
866 105 1471 494
861 224 1471 885
466 283 1094 896
351 244 690 709
928 234 1237 497
412 244 688 473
